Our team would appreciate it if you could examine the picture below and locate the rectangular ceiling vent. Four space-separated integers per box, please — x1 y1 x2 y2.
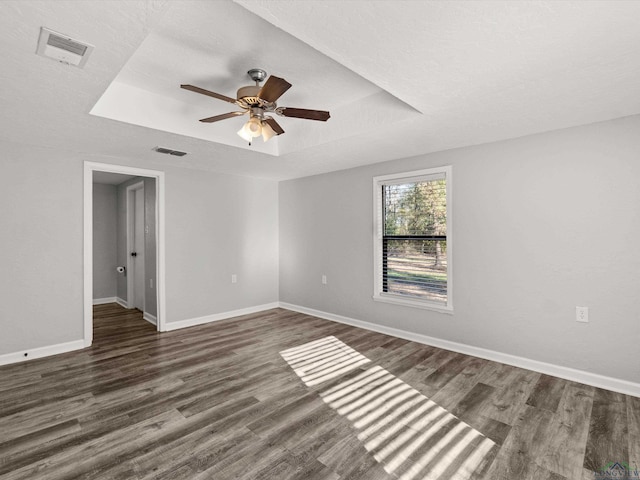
153 147 188 157
36 27 94 68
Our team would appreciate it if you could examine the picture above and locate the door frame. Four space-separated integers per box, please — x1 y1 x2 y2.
126 180 145 312
84 161 166 346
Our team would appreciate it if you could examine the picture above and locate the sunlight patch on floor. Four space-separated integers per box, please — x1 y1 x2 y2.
279 336 371 386
281 336 497 480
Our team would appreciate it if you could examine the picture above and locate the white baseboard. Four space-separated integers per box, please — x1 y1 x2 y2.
143 312 157 326
279 302 640 398
92 297 128 308
0 339 86 367
164 302 280 332
93 297 117 305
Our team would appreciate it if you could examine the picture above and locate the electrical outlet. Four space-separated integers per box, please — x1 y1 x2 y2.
576 306 589 323
231 274 237 284
322 275 327 285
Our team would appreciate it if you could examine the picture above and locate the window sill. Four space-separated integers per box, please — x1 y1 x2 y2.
373 294 453 314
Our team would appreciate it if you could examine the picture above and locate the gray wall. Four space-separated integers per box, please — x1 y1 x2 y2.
0 143 279 355
92 183 118 299
279 114 640 384
165 169 279 321
0 144 84 353
116 179 128 302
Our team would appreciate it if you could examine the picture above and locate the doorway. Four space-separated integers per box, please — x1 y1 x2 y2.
127 181 146 312
84 162 166 347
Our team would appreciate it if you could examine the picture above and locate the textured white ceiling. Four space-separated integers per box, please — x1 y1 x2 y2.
90 0 418 157
1 0 640 180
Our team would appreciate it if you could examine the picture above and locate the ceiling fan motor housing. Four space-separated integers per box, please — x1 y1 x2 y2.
237 85 261 105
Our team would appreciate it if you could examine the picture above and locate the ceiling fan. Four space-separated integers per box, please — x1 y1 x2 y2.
181 68 330 144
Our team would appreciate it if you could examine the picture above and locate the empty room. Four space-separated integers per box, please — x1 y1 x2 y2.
1 1 639 479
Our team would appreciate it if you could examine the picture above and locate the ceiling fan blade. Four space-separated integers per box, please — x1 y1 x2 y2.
280 107 330 122
264 117 284 135
181 84 237 104
199 111 246 123
258 76 292 103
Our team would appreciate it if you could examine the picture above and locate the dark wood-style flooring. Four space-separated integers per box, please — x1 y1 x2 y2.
0 304 638 479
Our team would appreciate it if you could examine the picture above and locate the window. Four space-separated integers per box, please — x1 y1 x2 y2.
373 166 452 312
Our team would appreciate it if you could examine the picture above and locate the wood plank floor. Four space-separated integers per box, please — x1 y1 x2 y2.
0 304 638 479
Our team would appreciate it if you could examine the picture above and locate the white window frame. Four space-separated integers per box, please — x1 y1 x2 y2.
372 166 453 313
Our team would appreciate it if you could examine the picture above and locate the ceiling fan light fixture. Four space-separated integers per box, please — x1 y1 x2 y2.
237 126 252 142
244 117 263 138
261 121 277 142
238 116 263 142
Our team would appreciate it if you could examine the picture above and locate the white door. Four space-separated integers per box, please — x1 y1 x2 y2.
129 183 145 311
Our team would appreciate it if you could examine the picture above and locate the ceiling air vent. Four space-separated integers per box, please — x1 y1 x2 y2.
153 147 188 157
36 27 94 68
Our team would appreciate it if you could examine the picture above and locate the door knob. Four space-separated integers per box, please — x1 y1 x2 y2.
131 252 137 257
